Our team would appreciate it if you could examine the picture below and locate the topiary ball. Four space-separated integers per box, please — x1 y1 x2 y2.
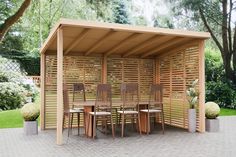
205 102 220 119
21 103 40 121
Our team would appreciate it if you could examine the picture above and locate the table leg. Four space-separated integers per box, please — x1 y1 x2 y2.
84 106 93 137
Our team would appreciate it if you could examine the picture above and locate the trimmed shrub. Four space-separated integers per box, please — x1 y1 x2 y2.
21 103 40 121
205 102 220 119
0 82 27 110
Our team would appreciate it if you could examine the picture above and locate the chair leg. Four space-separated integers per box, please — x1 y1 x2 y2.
138 113 142 135
118 113 121 126
68 113 71 137
147 112 150 135
161 112 165 134
62 114 65 132
93 115 96 139
86 114 90 138
110 116 115 138
77 113 80 135
121 114 125 137
83 113 86 135
131 114 135 130
71 113 74 134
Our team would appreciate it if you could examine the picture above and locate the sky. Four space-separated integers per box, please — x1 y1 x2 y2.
132 0 169 26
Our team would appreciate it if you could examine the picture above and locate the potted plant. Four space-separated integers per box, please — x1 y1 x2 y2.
186 79 199 133
205 102 220 132
21 103 40 135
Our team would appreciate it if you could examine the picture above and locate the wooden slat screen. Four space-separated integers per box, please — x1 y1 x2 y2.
107 58 154 100
45 56 102 129
159 45 200 130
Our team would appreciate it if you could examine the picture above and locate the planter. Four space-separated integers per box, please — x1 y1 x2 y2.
24 121 38 135
205 118 219 132
188 109 196 133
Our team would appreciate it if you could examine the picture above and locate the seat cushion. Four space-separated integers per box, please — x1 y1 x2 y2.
89 111 111 116
117 110 138 114
73 107 84 111
69 109 84 113
140 109 161 113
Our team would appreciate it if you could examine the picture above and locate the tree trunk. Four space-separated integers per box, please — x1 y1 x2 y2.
0 0 31 42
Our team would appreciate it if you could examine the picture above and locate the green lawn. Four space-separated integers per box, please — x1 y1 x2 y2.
0 109 24 128
220 108 236 116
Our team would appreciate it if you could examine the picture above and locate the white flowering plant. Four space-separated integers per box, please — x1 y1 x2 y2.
186 79 199 109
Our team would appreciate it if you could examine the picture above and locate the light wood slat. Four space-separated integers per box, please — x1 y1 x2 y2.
85 31 115 56
64 28 90 54
105 33 141 56
40 53 46 130
123 35 159 57
198 40 205 132
56 28 63 145
142 37 190 58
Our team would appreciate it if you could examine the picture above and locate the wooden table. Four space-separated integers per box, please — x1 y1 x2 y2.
80 100 149 137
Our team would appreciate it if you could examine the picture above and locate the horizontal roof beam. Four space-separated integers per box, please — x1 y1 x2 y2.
85 30 115 56
123 35 170 57
156 39 200 58
105 33 141 56
64 28 90 54
141 37 190 58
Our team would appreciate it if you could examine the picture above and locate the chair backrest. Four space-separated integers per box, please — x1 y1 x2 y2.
95 84 112 111
63 83 70 112
72 83 86 102
121 83 139 109
149 84 163 109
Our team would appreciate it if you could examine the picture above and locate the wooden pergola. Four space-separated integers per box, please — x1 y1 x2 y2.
40 19 210 145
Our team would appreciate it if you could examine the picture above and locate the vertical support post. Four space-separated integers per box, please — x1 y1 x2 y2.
40 53 45 130
155 58 160 84
102 55 107 83
198 40 205 133
57 28 64 145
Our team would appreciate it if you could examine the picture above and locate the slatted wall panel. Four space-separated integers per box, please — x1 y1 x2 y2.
159 45 200 130
45 56 102 129
107 58 154 100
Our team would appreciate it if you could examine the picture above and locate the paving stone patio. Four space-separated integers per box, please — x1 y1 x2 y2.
0 116 236 157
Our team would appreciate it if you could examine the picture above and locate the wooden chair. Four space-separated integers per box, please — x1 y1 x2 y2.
118 83 141 137
63 83 84 137
87 84 115 139
71 83 86 135
140 84 165 134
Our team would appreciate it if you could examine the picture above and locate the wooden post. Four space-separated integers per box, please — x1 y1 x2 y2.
102 55 107 83
40 53 45 130
155 58 160 84
198 40 205 133
56 28 64 145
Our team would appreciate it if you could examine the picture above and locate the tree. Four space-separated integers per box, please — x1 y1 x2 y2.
0 0 31 42
113 0 130 24
170 0 236 85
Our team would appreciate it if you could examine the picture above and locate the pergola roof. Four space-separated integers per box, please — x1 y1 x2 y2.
40 18 210 58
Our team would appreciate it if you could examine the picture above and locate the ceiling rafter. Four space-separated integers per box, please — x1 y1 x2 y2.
123 35 168 57
141 37 191 58
64 28 90 54
105 33 141 56
85 30 115 56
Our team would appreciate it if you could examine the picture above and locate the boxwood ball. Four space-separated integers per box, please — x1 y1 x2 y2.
205 102 220 119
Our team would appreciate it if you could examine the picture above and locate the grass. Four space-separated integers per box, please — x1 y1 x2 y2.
0 95 40 129
220 108 236 116
0 109 24 128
